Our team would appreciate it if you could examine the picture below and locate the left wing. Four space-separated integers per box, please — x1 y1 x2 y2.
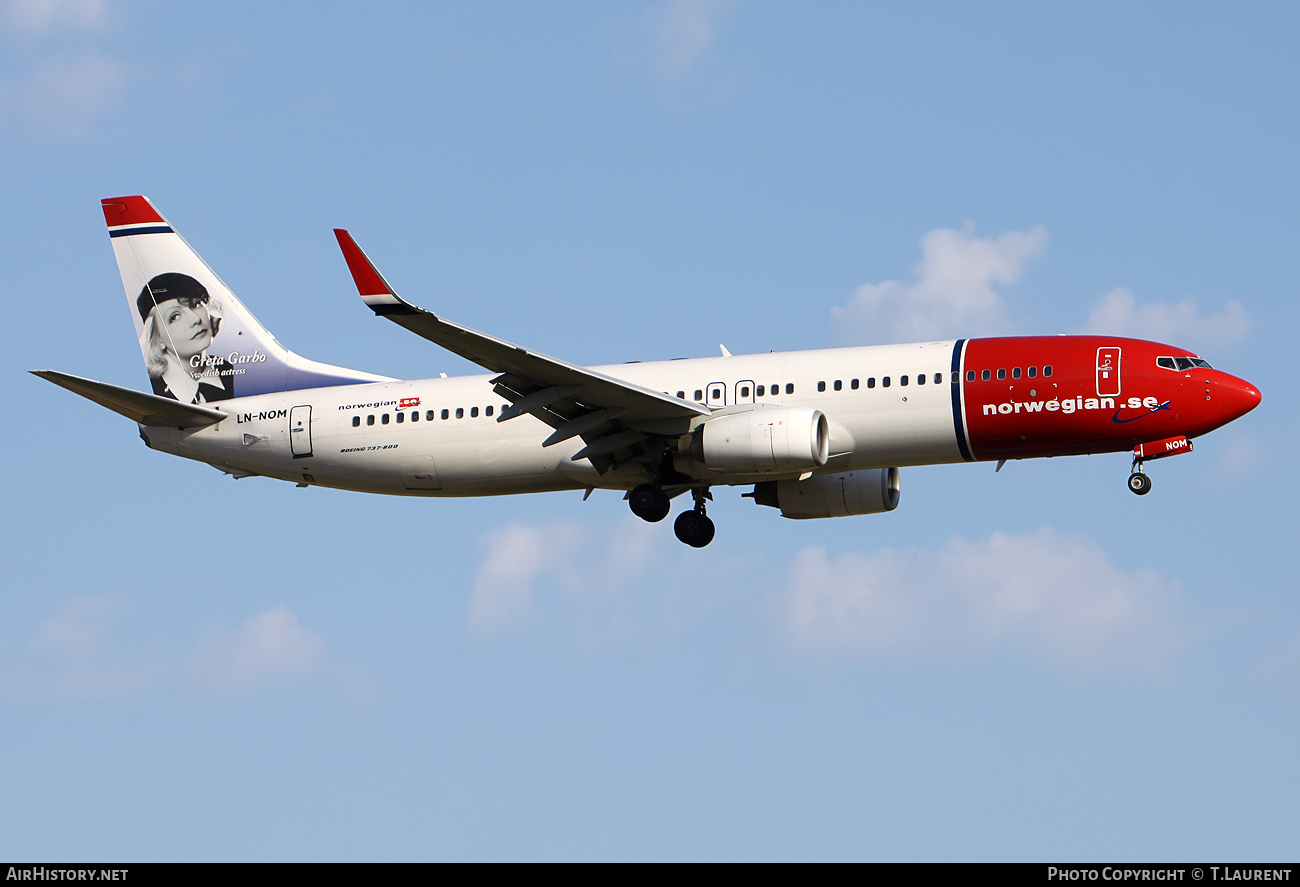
334 230 710 472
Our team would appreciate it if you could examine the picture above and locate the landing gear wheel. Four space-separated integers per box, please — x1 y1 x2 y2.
1128 472 1152 496
674 510 716 548
629 484 671 522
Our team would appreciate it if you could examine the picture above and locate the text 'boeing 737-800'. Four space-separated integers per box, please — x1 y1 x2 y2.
33 196 1261 547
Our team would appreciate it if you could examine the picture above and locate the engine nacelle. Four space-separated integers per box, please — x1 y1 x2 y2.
750 468 900 519
693 408 829 473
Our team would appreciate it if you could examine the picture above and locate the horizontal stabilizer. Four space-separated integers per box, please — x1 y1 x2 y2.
31 370 226 428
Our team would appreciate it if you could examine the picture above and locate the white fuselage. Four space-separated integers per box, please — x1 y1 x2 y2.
145 342 967 495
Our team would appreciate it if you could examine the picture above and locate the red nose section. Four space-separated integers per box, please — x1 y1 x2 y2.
1216 374 1261 424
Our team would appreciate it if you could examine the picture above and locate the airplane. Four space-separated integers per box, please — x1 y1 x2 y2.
33 196 1262 548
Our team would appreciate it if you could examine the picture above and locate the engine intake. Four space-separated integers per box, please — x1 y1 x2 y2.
750 468 900 519
692 408 829 473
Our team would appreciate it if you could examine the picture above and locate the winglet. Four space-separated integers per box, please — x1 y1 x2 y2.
333 229 409 314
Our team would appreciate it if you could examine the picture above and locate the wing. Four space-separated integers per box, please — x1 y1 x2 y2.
32 370 227 428
335 230 709 473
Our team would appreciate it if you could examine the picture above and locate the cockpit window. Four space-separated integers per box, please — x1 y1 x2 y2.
1157 357 1176 370
1190 357 1212 369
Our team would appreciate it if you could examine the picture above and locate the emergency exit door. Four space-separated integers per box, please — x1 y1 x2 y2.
290 405 313 458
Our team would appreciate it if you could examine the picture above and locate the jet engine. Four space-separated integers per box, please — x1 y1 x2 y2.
749 468 900 519
690 408 829 473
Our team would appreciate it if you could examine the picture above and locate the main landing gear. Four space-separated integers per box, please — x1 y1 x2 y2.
628 483 671 522
628 483 716 547
674 490 716 549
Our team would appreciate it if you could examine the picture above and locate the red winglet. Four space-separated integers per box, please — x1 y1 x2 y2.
333 229 394 298
101 196 165 228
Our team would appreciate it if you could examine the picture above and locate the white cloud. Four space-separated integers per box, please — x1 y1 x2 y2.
467 521 585 636
831 224 1048 344
781 529 1199 676
1 0 109 34
188 606 326 696
0 52 126 138
465 513 741 645
29 593 118 657
1083 287 1249 352
0 595 161 701
644 0 734 81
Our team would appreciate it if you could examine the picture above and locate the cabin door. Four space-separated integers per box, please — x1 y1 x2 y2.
1096 347 1122 398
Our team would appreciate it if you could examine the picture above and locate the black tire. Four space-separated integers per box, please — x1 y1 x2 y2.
696 515 716 547
630 484 671 522
1128 473 1152 496
674 511 715 547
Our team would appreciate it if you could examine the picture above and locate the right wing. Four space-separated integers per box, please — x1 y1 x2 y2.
335 230 710 472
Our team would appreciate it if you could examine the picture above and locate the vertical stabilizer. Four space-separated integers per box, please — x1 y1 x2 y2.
103 196 391 404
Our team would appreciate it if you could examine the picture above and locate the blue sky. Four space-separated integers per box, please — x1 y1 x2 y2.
2 0 1297 861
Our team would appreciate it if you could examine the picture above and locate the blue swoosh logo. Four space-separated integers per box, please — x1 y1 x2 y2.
1112 401 1172 424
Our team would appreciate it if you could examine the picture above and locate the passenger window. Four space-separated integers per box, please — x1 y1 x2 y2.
756 386 765 397
1012 367 1021 379
883 376 891 388
427 410 435 421
676 391 685 399
1028 367 1037 378
851 379 859 390
997 369 1006 380
441 409 449 420
917 374 925 385
818 381 826 392
382 413 390 425
711 387 721 400
833 380 842 391
1044 366 1053 377
352 416 360 427
411 411 419 422
694 389 703 401
935 373 943 384
471 407 479 418
867 377 876 389
966 370 975 382
367 415 374 426
486 405 494 417
786 383 794 394
981 369 991 381
396 412 404 423
900 375 909 387
455 408 464 419
740 386 750 398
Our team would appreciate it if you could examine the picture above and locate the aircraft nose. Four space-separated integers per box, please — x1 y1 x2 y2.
1216 373 1261 422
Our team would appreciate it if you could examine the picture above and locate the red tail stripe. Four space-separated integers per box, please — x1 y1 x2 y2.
101 196 165 227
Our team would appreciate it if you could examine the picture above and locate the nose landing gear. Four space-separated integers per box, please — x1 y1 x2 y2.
1127 467 1152 496
1127 435 1194 495
674 490 716 548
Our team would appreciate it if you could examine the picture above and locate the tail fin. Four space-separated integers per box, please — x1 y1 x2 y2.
103 196 391 404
